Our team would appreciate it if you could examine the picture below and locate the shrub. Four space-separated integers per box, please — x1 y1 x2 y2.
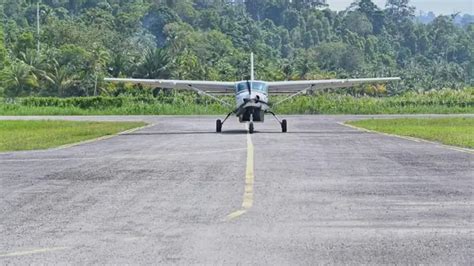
0 88 472 115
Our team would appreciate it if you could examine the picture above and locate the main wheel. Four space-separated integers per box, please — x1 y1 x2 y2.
216 119 222 133
249 122 254 134
281 119 287 133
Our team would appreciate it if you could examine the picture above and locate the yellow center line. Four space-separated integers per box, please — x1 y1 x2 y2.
224 127 255 221
0 247 69 258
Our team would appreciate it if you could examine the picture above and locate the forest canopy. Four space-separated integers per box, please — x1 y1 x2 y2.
0 0 472 97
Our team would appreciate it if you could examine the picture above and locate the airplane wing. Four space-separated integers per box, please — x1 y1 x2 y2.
104 78 235 93
267 77 401 93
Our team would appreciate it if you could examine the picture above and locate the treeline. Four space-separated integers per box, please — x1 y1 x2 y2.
0 0 472 98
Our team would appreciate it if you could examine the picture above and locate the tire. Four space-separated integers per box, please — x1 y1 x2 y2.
249 122 254 134
216 119 222 133
281 119 287 133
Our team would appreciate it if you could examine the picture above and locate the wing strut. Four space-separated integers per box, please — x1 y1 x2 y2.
187 85 233 108
273 85 315 107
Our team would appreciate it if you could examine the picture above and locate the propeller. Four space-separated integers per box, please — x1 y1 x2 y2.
244 75 252 102
246 80 251 95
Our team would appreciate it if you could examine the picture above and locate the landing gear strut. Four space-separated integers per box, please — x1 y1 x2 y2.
216 111 234 133
217 110 287 133
267 111 288 133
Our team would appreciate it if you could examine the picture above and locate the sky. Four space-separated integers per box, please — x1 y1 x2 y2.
328 0 474 15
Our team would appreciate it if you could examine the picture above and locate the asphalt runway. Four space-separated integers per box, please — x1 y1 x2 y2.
0 115 472 264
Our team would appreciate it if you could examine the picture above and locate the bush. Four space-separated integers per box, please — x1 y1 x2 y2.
0 88 472 115
274 88 474 114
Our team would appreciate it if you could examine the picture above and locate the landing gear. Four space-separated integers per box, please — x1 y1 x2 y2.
267 111 288 133
216 111 235 133
249 122 254 134
216 119 222 133
281 119 287 133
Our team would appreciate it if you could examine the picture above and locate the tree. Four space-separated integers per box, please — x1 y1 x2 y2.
293 49 319 79
315 42 348 71
173 49 204 80
0 24 9 70
44 60 78 97
90 45 110 96
67 0 89 14
142 6 180 47
356 0 385 34
385 0 415 23
341 47 365 72
283 9 301 30
292 0 327 10
245 0 267 21
14 32 35 56
343 11 373 36
18 49 50 86
0 61 38 97
0 0 469 96
134 48 171 79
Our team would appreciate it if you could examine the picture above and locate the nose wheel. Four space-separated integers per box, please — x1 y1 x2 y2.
249 122 254 134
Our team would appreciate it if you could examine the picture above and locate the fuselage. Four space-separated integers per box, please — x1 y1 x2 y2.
234 81 269 123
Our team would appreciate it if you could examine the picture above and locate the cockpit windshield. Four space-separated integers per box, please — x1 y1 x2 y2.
236 82 268 94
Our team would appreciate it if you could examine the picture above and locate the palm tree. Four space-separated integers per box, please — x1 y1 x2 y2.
108 52 131 77
281 61 294 80
44 60 78 97
90 46 110 96
0 61 38 97
18 49 49 82
134 48 171 79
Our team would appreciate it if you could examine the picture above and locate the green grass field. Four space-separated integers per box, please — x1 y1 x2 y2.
347 117 474 149
0 120 146 152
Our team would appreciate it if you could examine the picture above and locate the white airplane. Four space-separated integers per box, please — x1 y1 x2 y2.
105 53 400 133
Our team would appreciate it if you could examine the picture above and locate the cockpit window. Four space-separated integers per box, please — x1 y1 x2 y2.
236 82 268 93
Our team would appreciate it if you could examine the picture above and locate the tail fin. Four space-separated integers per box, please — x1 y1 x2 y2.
250 52 255 81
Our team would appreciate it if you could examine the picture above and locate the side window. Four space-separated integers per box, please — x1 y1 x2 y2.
236 82 249 93
235 83 241 93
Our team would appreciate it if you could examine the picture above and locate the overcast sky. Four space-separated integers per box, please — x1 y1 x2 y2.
328 0 473 15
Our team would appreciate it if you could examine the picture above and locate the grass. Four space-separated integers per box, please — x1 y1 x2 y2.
347 117 474 149
0 120 146 152
0 88 472 115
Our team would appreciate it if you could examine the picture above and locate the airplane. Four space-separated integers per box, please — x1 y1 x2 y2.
105 53 400 134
